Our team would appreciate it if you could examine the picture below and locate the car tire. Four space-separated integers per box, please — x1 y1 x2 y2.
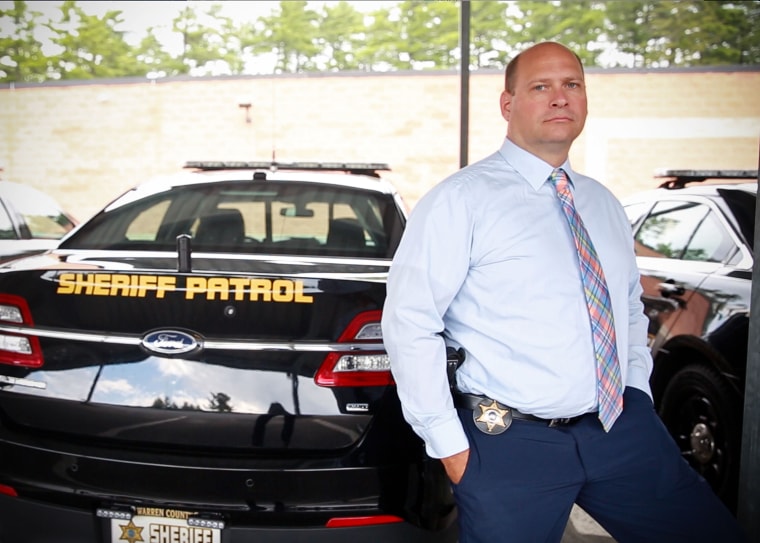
658 363 741 512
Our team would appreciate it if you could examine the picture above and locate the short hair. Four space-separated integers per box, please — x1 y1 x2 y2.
504 43 584 93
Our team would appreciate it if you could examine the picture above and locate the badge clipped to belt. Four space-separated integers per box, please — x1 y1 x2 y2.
473 398 513 435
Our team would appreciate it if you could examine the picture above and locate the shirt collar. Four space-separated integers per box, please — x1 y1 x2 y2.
498 138 575 190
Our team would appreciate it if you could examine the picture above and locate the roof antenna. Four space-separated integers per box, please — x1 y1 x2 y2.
177 234 191 273
271 77 277 163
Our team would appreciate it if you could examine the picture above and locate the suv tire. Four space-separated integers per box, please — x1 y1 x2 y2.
658 363 741 512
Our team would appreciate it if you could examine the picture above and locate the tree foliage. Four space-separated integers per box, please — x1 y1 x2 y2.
45 0 146 79
0 0 48 82
1 0 758 83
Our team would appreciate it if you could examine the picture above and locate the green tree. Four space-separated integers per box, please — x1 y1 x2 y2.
249 1 320 73
670 1 760 65
317 1 364 71
45 0 146 79
507 1 607 66
0 0 48 82
355 1 460 71
470 1 512 69
401 0 461 69
5 0 760 81
735 1 760 64
605 1 662 67
607 1 760 67
209 392 233 413
134 27 175 77
354 6 403 71
170 4 241 76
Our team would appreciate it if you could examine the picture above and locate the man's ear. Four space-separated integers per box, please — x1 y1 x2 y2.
500 90 512 122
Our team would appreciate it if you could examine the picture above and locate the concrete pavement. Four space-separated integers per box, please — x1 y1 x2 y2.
561 506 616 543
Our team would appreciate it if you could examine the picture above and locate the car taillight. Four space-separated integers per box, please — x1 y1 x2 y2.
0 483 18 497
325 515 403 528
0 294 43 368
315 309 393 387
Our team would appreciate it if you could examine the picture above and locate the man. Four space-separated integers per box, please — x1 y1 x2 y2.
381 42 746 543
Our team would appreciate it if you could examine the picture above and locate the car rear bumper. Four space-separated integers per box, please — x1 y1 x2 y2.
0 494 458 543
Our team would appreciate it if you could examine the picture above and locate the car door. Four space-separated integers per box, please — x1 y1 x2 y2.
631 198 734 353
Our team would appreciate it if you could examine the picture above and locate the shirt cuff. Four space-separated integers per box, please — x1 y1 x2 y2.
418 414 470 459
626 364 654 402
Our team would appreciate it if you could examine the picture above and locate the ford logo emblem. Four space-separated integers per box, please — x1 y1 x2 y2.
141 330 200 355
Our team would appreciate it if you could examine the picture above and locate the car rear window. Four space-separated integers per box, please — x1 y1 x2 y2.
60 180 404 259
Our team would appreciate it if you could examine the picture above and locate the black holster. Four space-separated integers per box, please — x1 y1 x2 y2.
446 346 465 389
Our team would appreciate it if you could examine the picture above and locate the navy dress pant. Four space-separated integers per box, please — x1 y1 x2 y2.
452 387 747 543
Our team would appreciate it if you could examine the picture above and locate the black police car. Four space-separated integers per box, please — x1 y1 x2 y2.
0 162 457 542
623 169 757 512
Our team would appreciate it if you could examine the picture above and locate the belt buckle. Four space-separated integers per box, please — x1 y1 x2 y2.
473 398 512 435
548 417 575 427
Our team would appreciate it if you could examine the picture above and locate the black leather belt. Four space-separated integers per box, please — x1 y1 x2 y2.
454 391 587 432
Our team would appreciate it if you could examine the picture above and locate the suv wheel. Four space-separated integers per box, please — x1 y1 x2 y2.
658 363 741 511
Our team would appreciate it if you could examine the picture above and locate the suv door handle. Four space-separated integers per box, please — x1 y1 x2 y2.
658 281 685 297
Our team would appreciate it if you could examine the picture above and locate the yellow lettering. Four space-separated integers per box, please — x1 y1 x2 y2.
156 276 176 299
228 278 249 301
129 274 140 297
82 273 94 295
91 274 109 296
294 280 313 303
138 275 157 297
206 277 229 301
249 279 272 302
55 273 312 304
56 273 76 294
136 506 165 517
109 274 131 296
185 277 206 300
272 279 294 302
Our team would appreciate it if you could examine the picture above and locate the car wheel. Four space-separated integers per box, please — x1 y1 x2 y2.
658 363 741 511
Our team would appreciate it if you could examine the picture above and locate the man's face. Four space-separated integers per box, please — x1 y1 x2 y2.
500 43 587 163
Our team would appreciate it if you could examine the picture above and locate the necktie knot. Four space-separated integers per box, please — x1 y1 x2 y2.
550 168 570 192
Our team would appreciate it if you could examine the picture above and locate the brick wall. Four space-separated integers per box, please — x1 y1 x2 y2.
1 67 759 221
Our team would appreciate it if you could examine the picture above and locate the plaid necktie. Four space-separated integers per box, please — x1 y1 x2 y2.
550 168 623 431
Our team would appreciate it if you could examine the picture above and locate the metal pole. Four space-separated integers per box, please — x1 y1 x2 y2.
738 144 760 539
459 0 470 169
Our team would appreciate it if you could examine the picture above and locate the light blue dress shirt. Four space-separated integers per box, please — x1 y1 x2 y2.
381 138 654 459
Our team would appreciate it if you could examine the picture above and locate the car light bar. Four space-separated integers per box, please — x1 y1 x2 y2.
184 161 391 177
654 169 759 189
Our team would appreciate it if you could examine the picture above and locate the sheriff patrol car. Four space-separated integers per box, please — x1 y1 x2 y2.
0 162 457 542
623 168 757 513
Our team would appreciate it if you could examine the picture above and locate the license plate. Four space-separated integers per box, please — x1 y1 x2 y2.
110 507 221 543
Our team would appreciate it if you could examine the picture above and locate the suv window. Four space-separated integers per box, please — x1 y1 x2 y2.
634 200 737 262
623 201 652 230
684 211 736 262
0 203 16 240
